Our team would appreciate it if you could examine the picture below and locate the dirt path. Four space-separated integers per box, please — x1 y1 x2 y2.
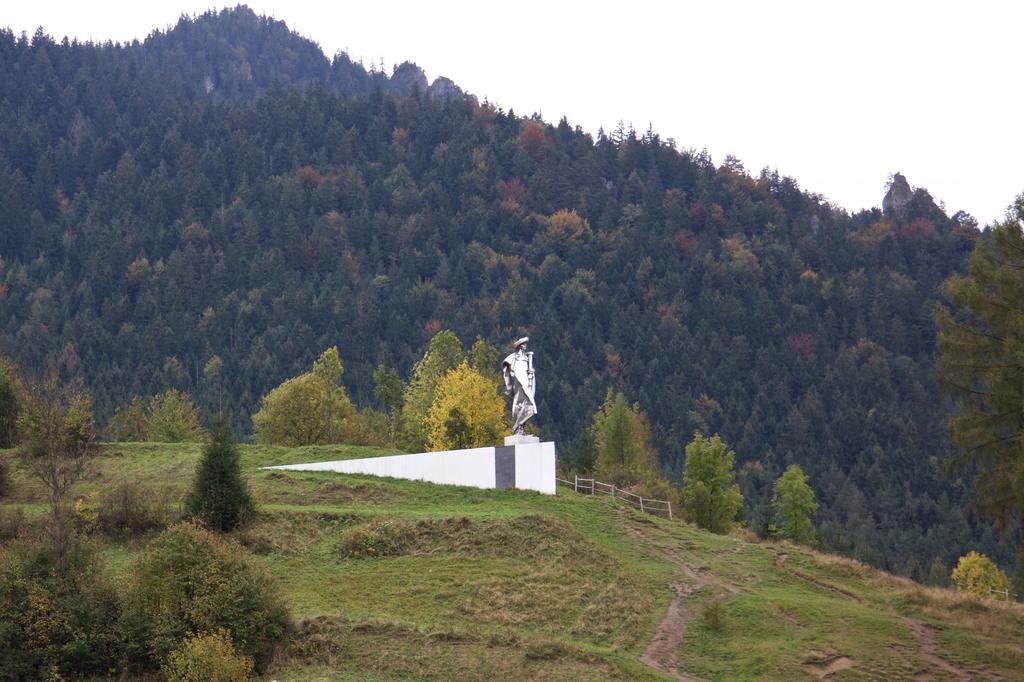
639 581 703 682
623 520 740 681
899 617 974 681
775 553 983 679
803 654 854 678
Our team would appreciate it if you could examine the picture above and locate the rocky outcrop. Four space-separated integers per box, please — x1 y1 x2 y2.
389 61 428 97
883 173 913 219
427 76 463 101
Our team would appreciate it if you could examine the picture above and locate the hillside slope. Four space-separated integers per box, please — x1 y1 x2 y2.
2 444 1021 680
0 7 1007 579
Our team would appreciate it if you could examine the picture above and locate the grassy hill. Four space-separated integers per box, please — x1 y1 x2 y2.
2 443 1022 680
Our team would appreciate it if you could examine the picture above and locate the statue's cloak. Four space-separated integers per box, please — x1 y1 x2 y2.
502 351 537 413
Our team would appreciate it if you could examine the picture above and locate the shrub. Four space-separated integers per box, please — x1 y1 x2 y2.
0 456 10 499
98 481 175 537
0 506 27 541
0 538 124 679
702 597 726 632
185 420 254 532
950 551 1010 599
338 519 412 558
124 523 290 670
72 483 174 538
163 630 255 682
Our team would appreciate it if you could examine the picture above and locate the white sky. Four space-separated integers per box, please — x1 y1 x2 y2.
5 1 1022 225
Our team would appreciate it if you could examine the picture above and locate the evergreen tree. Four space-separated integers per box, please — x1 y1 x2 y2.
682 433 743 534
771 464 818 544
936 196 1024 547
186 418 253 532
592 390 658 486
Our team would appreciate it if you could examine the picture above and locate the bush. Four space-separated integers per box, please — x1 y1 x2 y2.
0 506 27 542
163 630 255 682
702 597 726 632
185 420 253 532
99 481 175 537
950 551 1010 599
0 538 124 679
338 519 412 558
0 456 10 499
124 523 290 670
72 483 174 538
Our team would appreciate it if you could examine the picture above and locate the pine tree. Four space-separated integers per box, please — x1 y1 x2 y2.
186 419 253 532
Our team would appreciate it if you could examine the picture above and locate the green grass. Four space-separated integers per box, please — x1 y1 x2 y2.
2 443 1023 680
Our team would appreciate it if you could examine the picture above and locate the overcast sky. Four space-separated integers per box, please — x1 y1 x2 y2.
6 1 1021 225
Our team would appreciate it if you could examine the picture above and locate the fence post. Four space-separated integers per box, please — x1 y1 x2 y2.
574 474 578 493
639 496 644 513
611 485 615 499
668 501 673 520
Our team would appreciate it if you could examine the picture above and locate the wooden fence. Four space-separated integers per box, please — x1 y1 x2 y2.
988 586 1014 601
556 475 673 520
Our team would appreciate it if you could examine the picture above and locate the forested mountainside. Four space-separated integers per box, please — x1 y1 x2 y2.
0 6 1008 577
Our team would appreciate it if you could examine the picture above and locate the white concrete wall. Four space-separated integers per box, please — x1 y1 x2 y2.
267 447 497 488
264 442 557 495
514 441 557 495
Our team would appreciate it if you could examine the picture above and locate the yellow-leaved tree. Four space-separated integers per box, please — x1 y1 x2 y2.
426 360 506 450
950 551 1010 599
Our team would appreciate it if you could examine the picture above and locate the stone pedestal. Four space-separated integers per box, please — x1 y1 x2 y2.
504 434 540 446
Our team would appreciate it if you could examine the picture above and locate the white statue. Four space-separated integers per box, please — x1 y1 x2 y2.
502 336 536 435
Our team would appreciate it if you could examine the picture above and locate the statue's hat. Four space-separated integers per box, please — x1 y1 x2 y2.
514 336 529 348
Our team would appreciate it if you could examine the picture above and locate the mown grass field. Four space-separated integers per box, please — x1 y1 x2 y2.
2 443 1023 680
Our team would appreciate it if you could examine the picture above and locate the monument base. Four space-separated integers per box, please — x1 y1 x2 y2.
504 433 540 446
262 441 556 495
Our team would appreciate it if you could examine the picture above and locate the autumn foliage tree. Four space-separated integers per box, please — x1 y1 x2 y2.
950 551 1010 599
397 331 464 451
426 360 506 450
